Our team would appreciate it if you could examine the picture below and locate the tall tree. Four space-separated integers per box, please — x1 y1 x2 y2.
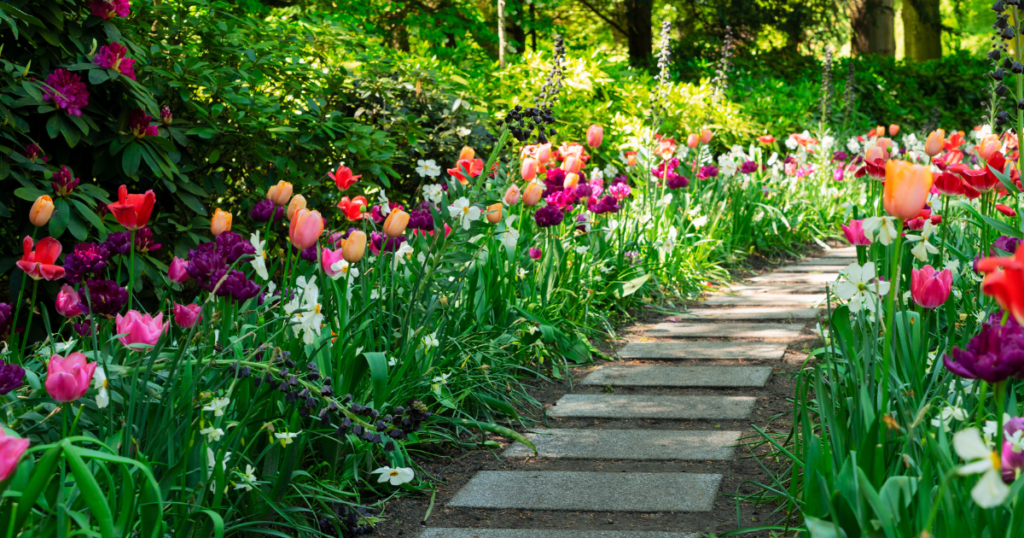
576 0 653 66
849 0 896 56
902 0 942 61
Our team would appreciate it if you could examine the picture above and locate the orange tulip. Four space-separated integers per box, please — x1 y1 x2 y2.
211 208 232 236
587 124 604 148
521 157 538 181
522 183 544 206
625 151 638 167
289 208 324 250
287 194 307 220
889 124 900 136
563 172 580 189
459 146 475 161
875 125 885 138
978 135 1002 161
924 129 945 157
875 137 892 151
383 209 410 238
884 160 934 220
700 129 713 144
267 181 293 206
504 185 521 205
686 134 699 148
562 155 582 174
341 230 367 263
30 195 54 227
486 203 503 224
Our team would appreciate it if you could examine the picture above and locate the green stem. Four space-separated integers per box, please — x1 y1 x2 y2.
126 229 136 311
879 219 904 433
19 280 39 361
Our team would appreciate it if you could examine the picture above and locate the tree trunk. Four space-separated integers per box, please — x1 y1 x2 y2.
624 0 653 67
902 0 942 62
498 0 506 68
850 0 896 56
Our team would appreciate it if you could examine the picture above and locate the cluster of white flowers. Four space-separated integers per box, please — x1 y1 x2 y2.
283 276 323 345
846 136 861 155
716 145 748 177
416 159 441 178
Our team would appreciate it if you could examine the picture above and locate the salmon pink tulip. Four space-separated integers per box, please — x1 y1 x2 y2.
537 143 552 164
522 183 544 206
267 181 293 206
924 129 945 157
977 247 1024 324
884 160 933 220
686 134 699 148
587 125 603 148
56 284 82 318
700 129 713 144
521 157 538 181
757 135 775 145
383 209 410 238
341 230 367 263
331 165 361 191
290 208 325 250
17 236 65 281
173 303 201 328
655 138 678 160
30 195 54 227
486 203 503 224
563 173 580 189
842 220 872 246
561 155 582 175
504 185 521 205
979 135 1002 161
107 185 155 231
911 265 953 309
625 151 638 167
210 208 232 236
115 310 168 349
889 124 900 136
0 430 29 482
45 352 96 402
287 195 307 221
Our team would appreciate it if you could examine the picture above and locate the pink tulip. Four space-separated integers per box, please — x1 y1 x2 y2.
587 125 604 148
529 248 542 260
842 220 872 246
115 310 168 349
321 247 345 278
173 303 202 328
0 430 29 482
45 352 97 402
686 134 699 148
56 284 82 318
911 265 953 309
168 256 189 284
289 209 325 251
521 158 538 181
562 155 582 175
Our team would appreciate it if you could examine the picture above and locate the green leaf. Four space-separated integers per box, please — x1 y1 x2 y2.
88 68 110 85
804 515 848 538
14 443 62 531
185 126 217 139
71 199 107 235
45 114 61 139
436 417 537 455
615 273 650 298
49 198 70 238
63 444 115 538
14 187 48 201
176 191 208 216
122 142 143 177
61 118 81 148
362 352 389 409
267 126 299 133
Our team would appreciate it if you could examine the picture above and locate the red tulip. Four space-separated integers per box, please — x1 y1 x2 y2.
107 185 155 231
997 204 1017 217
45 352 97 402
943 131 965 151
934 171 964 196
17 236 65 281
977 248 1024 324
337 196 368 221
985 151 1012 192
757 135 775 145
289 208 325 250
331 165 361 191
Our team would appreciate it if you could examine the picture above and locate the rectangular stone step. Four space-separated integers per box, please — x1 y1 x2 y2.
795 257 856 266
776 265 846 273
748 272 838 283
448 471 721 512
823 247 857 257
582 365 772 387
548 394 756 420
421 530 700 538
701 294 824 307
647 322 804 339
503 428 741 461
680 307 819 321
618 341 787 360
721 283 827 294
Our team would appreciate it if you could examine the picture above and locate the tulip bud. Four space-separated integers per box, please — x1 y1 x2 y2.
383 209 410 238
211 208 232 236
686 134 699 148
459 146 475 161
522 183 544 206
30 195 54 227
625 151 638 167
287 194 307 220
267 181 293 206
700 129 713 144
875 126 885 137
56 284 82 318
342 230 367 263
486 203 503 224
504 185 521 205
521 157 538 181
563 173 580 189
173 303 202 329
537 143 552 164
889 124 900 136
168 256 189 283
924 129 945 157
587 124 604 148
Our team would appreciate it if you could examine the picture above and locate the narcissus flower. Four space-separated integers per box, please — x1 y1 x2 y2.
107 185 155 231
42 69 89 116
953 427 1010 508
835 262 889 312
45 352 97 402
17 237 64 281
372 466 414 486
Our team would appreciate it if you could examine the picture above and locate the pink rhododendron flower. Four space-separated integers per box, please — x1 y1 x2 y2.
115 310 168 349
42 69 89 117
93 42 136 80
87 0 130 18
128 108 158 138
45 352 97 402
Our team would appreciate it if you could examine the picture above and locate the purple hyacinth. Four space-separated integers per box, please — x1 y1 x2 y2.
0 303 11 342
133 226 161 253
104 231 132 256
996 235 1022 255
740 160 759 174
697 165 719 180
64 242 111 283
588 195 620 214
210 269 261 303
0 362 24 395
79 279 129 318
534 205 565 228
42 69 89 117
944 313 1024 383
216 231 255 264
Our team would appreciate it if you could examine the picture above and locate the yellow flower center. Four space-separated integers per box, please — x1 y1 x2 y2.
342 266 349 274
857 283 868 292
315 304 321 314
262 251 267 259
992 451 1002 471
389 470 399 477
462 206 470 214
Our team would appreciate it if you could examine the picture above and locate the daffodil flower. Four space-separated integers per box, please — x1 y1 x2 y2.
835 262 890 313
954 427 1009 508
235 464 257 491
201 427 225 442
203 397 230 417
371 466 414 486
274 431 302 447
249 231 269 280
93 367 109 409
862 216 897 246
449 197 481 229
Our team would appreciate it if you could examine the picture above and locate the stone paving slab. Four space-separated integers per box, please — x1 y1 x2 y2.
582 365 772 387
448 471 722 512
748 272 838 283
720 283 829 295
647 322 804 339
679 307 819 320
823 247 857 257
618 341 788 360
548 394 756 420
421 529 700 538
795 257 856 266
503 428 741 460
701 294 824 306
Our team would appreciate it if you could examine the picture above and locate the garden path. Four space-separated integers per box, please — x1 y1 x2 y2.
419 248 854 537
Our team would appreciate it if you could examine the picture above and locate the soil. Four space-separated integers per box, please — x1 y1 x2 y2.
371 242 840 538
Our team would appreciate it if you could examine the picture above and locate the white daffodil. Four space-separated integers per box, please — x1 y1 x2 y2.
274 431 302 447
203 397 230 417
394 242 415 269
432 372 451 385
93 367 109 409
982 414 1012 445
370 288 384 300
388 356 398 367
372 466 415 486
206 447 230 471
657 226 678 254
416 160 441 178
500 227 519 250
603 219 620 241
517 267 529 279
449 197 481 229
235 465 257 491
283 276 323 345
835 262 890 313
423 183 443 204
249 232 269 280
691 215 708 229
422 332 439 349
862 217 897 246
329 259 360 283
909 236 938 262
201 427 225 442
931 404 968 431
953 427 1010 508
456 126 471 137
376 189 391 217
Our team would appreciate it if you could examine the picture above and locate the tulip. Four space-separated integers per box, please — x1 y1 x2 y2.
934 171 964 196
529 248 542 260
889 124 900 136
562 155 581 175
504 185 521 205
865 144 889 163
173 303 202 328
45 352 97 402
522 183 544 206
30 195 54 227
521 157 538 181
210 208 232 236
998 204 1018 217
986 151 1013 193
338 196 368 221
700 129 713 144
286 194 307 221
977 248 1024 324
924 129 945 157
625 151 638 167
383 209 410 238
115 310 168 349
757 135 775 145
486 203 503 224
842 220 872 246
331 165 361 190
587 124 603 148
979 135 1002 161
875 125 885 137
563 172 580 189
537 143 552 164
884 160 933 220
459 147 475 161
17 236 64 281
266 180 293 206
686 134 699 148
56 285 82 318
0 430 29 482
322 247 345 277
289 208 325 250
107 185 155 231
911 265 953 309
341 230 367 263
168 256 189 283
